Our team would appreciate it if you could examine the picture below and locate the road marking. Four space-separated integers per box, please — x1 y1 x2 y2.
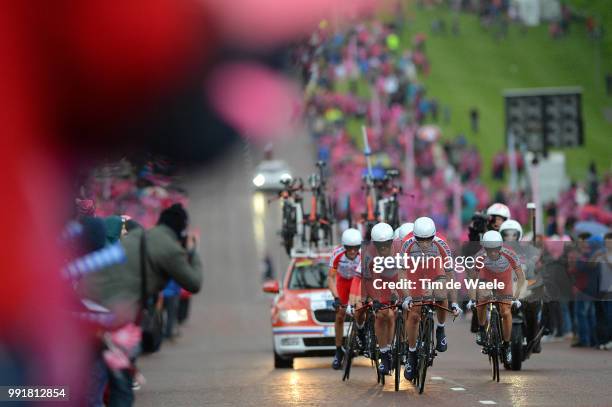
479 401 497 405
450 387 465 391
431 376 444 380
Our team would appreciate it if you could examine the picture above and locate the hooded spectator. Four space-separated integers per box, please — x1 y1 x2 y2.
77 203 202 326
125 219 143 233
104 216 125 245
79 217 107 256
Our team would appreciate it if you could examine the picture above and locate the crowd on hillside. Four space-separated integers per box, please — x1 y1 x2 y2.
294 10 611 350
295 17 611 239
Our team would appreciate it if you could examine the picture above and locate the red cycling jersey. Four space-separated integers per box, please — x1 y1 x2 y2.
329 245 361 304
401 233 453 298
473 246 521 298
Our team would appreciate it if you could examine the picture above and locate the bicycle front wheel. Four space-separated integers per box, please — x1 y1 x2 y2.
489 310 501 382
365 313 382 384
343 320 356 381
393 313 405 391
418 317 433 394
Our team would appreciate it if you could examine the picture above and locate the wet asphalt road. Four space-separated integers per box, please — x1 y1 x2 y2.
135 134 612 407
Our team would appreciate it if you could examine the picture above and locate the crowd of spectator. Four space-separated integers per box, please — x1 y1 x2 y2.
66 159 202 406
295 6 611 352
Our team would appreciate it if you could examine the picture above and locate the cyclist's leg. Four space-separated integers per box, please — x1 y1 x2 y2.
386 308 396 346
335 276 351 347
499 302 512 342
375 308 394 348
435 288 449 324
354 306 366 323
348 278 365 326
404 305 421 379
477 290 491 327
332 281 348 370
376 308 394 373
406 276 427 349
474 290 490 345
436 299 448 323
477 305 487 326
406 305 421 348
403 309 410 340
428 270 447 324
434 285 449 351
335 307 347 346
332 307 346 370
348 280 366 349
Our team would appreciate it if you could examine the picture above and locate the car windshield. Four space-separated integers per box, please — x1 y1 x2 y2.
288 260 328 290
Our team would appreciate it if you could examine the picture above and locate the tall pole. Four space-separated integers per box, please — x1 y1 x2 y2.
371 84 382 138
452 173 462 240
529 157 544 240
405 125 415 190
362 125 373 179
508 130 518 193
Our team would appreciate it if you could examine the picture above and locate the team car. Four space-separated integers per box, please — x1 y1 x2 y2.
262 251 350 368
252 159 292 191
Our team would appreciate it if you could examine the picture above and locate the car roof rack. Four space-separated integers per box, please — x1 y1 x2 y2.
290 246 333 259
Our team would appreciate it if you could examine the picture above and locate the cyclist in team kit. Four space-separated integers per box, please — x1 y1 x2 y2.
400 217 462 380
466 230 526 364
329 228 363 370
394 222 414 240
362 222 405 375
499 219 543 353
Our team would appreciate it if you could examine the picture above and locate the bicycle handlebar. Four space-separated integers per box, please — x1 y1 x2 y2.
338 301 373 313
338 298 397 312
474 299 512 308
411 301 453 314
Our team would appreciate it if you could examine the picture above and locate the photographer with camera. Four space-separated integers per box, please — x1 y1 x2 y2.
466 203 511 247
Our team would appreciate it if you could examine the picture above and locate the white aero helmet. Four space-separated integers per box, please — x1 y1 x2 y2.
413 217 436 239
371 222 394 242
499 219 523 241
397 222 414 240
486 203 510 220
342 228 362 246
481 230 503 249
393 228 400 239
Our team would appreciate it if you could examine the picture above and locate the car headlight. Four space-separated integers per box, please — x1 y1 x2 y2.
252 174 266 187
279 309 308 323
